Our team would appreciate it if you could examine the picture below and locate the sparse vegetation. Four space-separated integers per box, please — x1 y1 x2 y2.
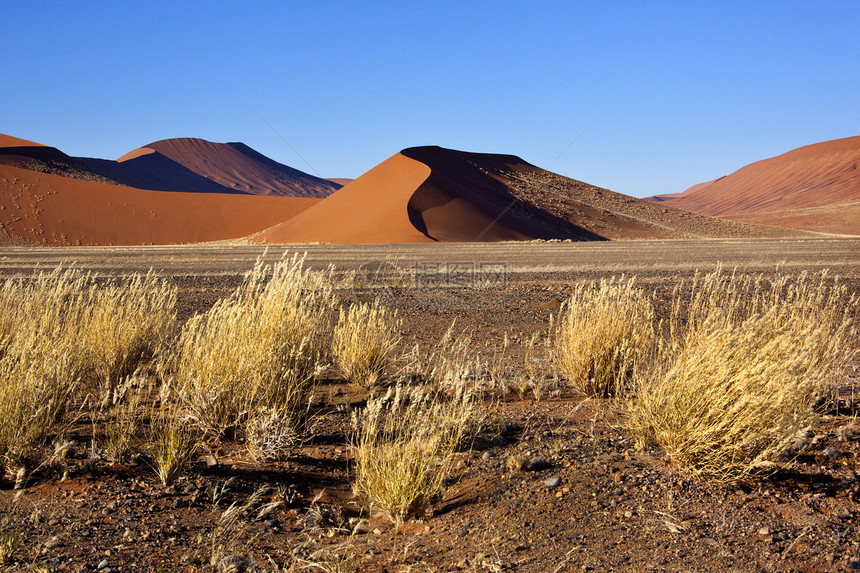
0 269 175 475
626 270 857 481
351 377 482 522
171 254 333 439
148 402 200 486
97 377 146 463
552 277 653 398
332 300 401 388
0 243 858 570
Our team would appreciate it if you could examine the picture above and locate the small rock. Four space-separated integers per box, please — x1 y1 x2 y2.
205 455 218 467
821 446 841 460
171 498 187 509
793 437 810 451
217 554 256 573
758 527 770 536
97 559 109 570
265 518 280 528
505 421 521 432
527 456 550 471
482 451 493 460
624 511 633 519
848 560 860 570
545 476 561 488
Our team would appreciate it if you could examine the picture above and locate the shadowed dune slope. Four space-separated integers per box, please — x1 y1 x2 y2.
648 136 860 234
0 134 126 185
117 138 341 197
81 149 242 194
0 165 318 246
254 146 801 244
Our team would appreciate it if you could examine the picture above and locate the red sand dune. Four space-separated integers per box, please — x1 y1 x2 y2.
108 138 341 198
254 146 796 244
0 164 317 246
0 134 47 148
648 136 860 234
253 147 572 244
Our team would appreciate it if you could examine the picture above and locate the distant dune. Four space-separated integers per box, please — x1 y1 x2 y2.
107 138 341 198
253 146 801 244
647 136 860 235
0 134 47 148
0 133 321 246
2 133 817 246
0 165 317 246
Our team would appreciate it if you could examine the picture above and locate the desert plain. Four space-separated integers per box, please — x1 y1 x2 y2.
1 238 859 572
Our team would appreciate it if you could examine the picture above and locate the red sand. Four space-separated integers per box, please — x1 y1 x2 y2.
254 145 788 245
119 138 341 198
0 165 318 246
254 148 550 244
253 153 435 243
0 134 46 148
648 136 860 234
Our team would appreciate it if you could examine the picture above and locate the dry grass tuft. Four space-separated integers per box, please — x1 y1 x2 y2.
332 300 401 388
350 344 484 522
148 402 200 486
79 272 177 395
171 253 333 439
0 268 175 475
626 269 857 481
552 277 653 398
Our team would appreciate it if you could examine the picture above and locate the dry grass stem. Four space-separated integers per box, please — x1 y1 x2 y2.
351 374 483 522
149 403 200 486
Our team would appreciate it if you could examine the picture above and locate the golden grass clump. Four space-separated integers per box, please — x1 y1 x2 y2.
350 380 481 522
0 269 176 392
0 268 175 474
148 402 201 486
0 341 79 474
78 272 177 395
172 254 333 439
332 300 401 388
626 270 857 481
552 277 654 398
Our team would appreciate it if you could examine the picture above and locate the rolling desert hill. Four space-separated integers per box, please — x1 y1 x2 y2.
0 134 320 245
253 146 802 244
0 138 125 186
88 138 342 198
647 136 860 235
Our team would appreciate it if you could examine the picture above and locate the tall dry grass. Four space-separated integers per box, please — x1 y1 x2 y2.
350 382 481 522
351 330 485 522
332 301 401 388
171 254 333 439
0 268 176 475
626 270 857 481
552 278 653 398
148 401 201 486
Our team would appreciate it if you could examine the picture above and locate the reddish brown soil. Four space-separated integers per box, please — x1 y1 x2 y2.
1 240 858 572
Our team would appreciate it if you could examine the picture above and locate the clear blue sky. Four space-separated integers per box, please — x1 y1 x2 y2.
3 2 858 197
